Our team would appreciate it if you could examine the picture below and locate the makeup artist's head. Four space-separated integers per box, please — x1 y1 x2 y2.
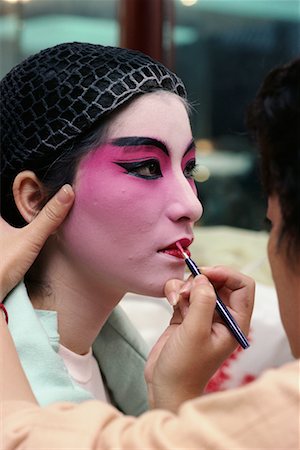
0 42 202 297
247 57 300 357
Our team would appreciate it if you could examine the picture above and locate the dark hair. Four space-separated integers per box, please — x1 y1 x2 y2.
0 42 187 227
246 58 300 260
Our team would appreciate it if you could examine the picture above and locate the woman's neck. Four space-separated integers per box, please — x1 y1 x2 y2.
27 245 125 355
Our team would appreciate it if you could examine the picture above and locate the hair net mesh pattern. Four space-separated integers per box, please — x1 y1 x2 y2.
0 42 186 176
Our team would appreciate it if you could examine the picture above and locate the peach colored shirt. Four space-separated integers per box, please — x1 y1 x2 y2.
3 360 299 449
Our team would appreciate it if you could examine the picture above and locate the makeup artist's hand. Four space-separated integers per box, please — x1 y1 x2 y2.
0 185 75 301
145 267 254 412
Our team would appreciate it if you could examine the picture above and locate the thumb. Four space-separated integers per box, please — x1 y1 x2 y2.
183 275 217 339
25 184 74 247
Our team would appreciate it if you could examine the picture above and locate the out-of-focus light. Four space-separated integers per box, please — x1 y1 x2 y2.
196 139 215 155
180 0 198 7
3 0 31 3
194 165 210 183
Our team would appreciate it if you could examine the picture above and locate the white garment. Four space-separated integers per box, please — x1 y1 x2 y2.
58 344 110 402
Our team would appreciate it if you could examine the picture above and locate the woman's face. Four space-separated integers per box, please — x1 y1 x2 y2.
60 92 203 297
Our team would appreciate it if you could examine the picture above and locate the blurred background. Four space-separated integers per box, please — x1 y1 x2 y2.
1 0 299 231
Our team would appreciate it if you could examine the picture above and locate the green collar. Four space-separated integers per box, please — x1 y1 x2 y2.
6 282 148 415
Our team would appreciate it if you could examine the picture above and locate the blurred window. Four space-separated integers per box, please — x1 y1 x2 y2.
1 0 299 231
174 0 300 230
0 0 119 78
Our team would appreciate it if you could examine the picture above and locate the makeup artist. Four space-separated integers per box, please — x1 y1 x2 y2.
1 57 299 449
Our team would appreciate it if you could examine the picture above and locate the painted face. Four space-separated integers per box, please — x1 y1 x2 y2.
59 92 203 297
267 195 300 357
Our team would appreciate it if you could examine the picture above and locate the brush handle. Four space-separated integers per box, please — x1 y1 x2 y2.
184 257 250 349
215 294 250 349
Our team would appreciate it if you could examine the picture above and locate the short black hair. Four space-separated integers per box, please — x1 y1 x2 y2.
246 58 300 260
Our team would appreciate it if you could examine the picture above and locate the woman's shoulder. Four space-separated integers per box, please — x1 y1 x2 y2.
92 306 149 416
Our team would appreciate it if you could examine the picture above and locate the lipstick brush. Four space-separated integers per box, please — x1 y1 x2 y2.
176 242 250 350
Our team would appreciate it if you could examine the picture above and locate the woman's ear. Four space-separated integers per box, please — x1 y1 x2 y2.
12 171 47 224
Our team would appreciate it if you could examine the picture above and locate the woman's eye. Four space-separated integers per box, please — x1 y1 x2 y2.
114 159 162 179
135 160 162 178
184 159 198 179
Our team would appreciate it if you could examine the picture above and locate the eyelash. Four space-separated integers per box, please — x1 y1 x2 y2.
184 159 198 179
114 158 198 180
114 159 162 179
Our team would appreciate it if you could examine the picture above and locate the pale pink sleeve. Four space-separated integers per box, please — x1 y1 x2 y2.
3 361 299 450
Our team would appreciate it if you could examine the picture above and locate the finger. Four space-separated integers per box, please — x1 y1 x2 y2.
0 216 10 227
25 184 74 246
183 275 217 338
200 266 255 292
195 266 255 309
178 278 193 299
202 266 254 320
164 278 185 306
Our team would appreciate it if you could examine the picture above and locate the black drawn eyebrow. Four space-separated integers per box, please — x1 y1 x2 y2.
111 136 196 158
111 137 169 155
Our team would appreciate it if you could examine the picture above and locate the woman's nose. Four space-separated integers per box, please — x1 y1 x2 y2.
166 176 203 224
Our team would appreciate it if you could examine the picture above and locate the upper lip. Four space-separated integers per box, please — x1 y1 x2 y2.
159 237 193 252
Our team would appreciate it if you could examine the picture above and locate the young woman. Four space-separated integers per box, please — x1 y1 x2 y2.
1 42 251 414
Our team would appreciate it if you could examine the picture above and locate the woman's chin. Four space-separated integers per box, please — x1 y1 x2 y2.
132 272 185 298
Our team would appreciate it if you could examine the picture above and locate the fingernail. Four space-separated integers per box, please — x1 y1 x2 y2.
168 291 179 306
57 185 73 204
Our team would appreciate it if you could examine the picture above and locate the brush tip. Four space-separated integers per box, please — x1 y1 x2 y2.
175 241 184 252
176 241 189 260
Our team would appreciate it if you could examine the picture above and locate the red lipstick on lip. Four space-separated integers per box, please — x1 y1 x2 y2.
160 239 191 259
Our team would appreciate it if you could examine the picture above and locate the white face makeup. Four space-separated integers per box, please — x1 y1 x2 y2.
59 92 203 297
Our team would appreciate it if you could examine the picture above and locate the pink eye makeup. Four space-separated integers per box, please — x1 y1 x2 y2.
110 136 168 180
181 140 198 180
110 135 197 180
